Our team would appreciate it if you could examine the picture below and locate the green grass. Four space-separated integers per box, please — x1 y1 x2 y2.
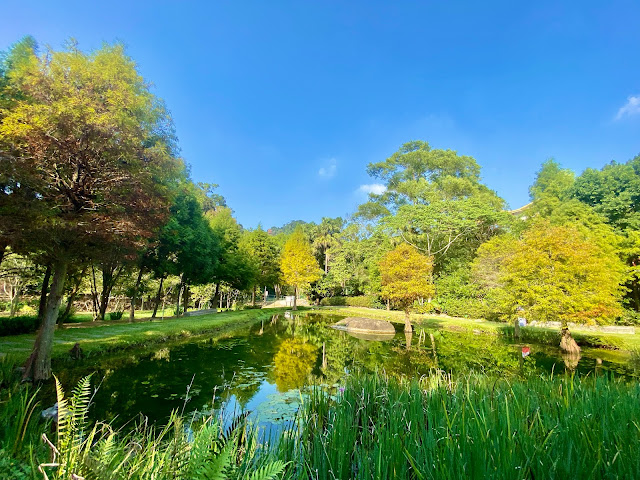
0 308 297 362
276 373 640 479
315 306 640 351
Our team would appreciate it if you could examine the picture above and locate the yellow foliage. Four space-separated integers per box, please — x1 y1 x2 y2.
379 243 435 313
280 228 322 291
474 220 626 325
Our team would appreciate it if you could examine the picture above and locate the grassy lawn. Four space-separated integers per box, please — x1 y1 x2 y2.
314 306 640 351
0 308 292 362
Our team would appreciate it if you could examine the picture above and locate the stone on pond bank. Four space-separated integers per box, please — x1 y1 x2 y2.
331 317 396 335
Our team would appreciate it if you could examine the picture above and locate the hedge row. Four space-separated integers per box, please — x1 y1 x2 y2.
0 316 40 336
319 295 384 309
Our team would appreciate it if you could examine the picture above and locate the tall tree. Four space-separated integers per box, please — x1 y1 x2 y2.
0 41 182 380
240 227 281 305
473 221 626 350
379 243 435 332
280 227 321 310
312 217 344 274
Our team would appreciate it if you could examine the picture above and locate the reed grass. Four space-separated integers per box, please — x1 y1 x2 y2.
276 372 640 479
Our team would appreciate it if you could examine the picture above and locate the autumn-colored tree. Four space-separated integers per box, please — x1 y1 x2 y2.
379 243 435 332
0 40 182 380
280 227 322 310
473 221 626 350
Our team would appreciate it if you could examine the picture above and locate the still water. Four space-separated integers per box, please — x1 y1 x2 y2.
51 312 637 428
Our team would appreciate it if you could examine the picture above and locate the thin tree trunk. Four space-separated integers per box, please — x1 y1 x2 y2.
183 285 190 313
252 285 256 307
176 277 184 315
9 285 20 317
293 286 298 311
23 259 69 382
404 310 412 332
129 267 145 323
38 264 52 323
325 251 329 274
213 283 220 311
151 276 165 319
90 265 99 320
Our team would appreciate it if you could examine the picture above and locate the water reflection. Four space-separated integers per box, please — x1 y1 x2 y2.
51 312 637 428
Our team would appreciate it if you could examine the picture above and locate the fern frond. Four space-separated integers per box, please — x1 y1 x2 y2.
246 461 287 480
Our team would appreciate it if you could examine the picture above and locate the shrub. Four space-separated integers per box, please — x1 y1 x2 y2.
616 309 640 326
320 296 347 306
320 295 384 309
108 311 124 321
346 295 383 309
0 316 39 336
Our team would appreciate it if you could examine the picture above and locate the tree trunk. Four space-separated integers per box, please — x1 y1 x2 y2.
23 259 69 382
37 264 52 322
212 283 220 311
559 327 580 354
151 276 165 319
324 251 329 274
90 265 99 320
183 285 190 313
129 267 145 323
9 285 20 317
513 317 521 339
386 299 390 311
252 285 256 307
219 290 223 309
293 286 298 310
176 277 184 315
404 310 412 332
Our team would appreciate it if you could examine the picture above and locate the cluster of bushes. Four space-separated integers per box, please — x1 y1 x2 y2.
319 295 384 309
0 316 40 336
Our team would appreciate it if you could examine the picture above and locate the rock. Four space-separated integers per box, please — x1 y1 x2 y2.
332 317 396 335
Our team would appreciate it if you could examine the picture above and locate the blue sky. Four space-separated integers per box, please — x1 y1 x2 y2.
2 1 639 228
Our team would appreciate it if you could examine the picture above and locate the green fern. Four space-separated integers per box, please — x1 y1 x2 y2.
244 460 287 480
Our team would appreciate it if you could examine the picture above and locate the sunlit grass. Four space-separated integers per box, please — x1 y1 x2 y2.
0 308 296 362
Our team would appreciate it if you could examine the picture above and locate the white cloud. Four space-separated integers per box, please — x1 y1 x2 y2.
357 183 386 196
318 158 337 178
615 95 640 120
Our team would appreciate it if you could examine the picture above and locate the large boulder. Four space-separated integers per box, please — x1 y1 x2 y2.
332 317 396 336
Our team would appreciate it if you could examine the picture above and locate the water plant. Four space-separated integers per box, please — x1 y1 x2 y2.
277 372 640 479
39 375 286 480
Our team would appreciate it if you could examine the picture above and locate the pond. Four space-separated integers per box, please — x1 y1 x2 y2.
51 312 638 429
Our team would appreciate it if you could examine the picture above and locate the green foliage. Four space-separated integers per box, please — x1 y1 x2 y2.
319 295 382 308
573 155 640 231
240 227 281 290
108 311 124 321
0 315 39 336
40 375 286 480
278 373 640 479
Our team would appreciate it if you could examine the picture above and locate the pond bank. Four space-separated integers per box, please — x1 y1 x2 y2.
314 306 640 351
0 308 297 362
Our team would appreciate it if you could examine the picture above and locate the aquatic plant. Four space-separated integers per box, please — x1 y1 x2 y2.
277 372 640 479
